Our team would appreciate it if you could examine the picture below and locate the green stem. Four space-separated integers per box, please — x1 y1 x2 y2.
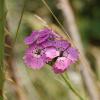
61 74 85 100
0 0 5 99
14 0 27 44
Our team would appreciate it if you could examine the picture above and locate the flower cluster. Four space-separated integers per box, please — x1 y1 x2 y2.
23 28 79 73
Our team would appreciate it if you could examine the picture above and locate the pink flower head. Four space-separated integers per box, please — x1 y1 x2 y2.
53 47 79 74
23 45 47 69
24 28 60 45
23 28 79 74
53 57 72 74
37 29 61 45
36 29 52 44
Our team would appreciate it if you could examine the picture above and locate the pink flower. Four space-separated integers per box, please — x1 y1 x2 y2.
53 47 79 73
23 45 47 69
24 28 60 45
23 28 79 74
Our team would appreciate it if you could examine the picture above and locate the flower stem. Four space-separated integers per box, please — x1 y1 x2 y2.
0 0 6 99
61 73 85 100
14 0 27 44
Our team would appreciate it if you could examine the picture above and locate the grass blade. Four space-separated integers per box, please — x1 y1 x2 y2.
14 0 27 44
61 74 85 100
0 0 6 99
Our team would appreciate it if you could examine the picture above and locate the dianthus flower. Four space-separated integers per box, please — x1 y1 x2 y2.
24 28 60 45
53 47 79 73
23 45 47 69
23 28 79 74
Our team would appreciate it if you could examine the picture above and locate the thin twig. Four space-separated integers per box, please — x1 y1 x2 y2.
61 74 85 100
14 0 27 44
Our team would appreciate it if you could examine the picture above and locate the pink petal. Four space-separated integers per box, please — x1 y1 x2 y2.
53 40 71 51
45 48 60 60
67 47 79 63
53 57 72 74
24 31 39 45
37 34 49 44
23 54 45 69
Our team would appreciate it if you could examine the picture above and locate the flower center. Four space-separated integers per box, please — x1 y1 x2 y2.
35 49 41 55
33 49 41 58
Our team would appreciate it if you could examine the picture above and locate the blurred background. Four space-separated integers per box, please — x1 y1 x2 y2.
4 0 100 100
